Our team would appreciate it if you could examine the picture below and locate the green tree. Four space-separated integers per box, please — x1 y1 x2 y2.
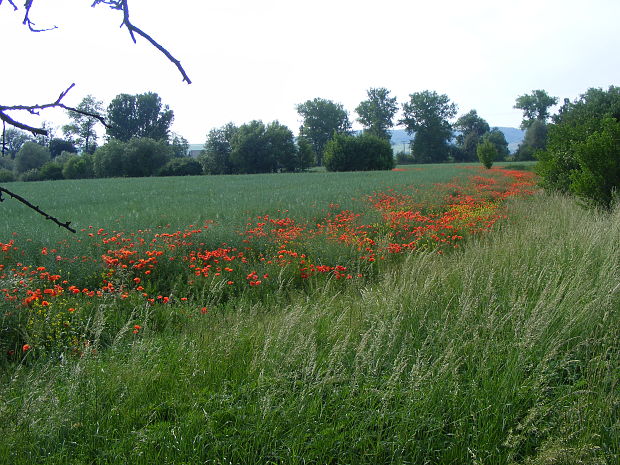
62 154 95 179
106 92 174 142
199 123 238 175
515 120 548 161
158 158 203 176
514 89 558 129
453 110 490 162
63 95 104 154
477 137 497 169
486 128 510 161
537 86 620 208
400 91 457 163
265 121 297 172
355 87 398 141
15 142 50 173
324 133 394 172
49 138 77 158
38 162 64 180
93 139 126 178
296 98 351 166
122 138 171 177
1 128 32 159
296 137 315 171
169 133 189 158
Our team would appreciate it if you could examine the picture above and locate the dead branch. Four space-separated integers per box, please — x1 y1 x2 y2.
0 187 76 233
0 83 108 136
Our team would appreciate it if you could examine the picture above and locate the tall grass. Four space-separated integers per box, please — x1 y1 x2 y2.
0 192 617 464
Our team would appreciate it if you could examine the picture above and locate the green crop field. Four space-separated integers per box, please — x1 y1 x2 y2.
0 163 617 464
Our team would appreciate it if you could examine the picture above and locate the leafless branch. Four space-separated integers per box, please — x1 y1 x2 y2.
0 187 76 233
0 83 108 136
92 0 192 83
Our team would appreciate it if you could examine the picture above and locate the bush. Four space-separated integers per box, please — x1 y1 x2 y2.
396 151 415 164
324 133 394 172
122 138 171 177
19 169 41 182
0 156 14 171
63 155 95 179
536 86 620 209
94 139 125 178
39 162 65 180
0 168 15 182
477 138 497 169
158 157 203 176
15 142 50 173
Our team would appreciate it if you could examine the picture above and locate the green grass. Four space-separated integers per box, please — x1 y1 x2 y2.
0 166 617 464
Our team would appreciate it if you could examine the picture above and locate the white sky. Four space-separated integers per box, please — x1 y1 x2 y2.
1 0 619 143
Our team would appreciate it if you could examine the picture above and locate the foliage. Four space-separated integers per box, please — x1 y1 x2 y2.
169 133 189 158
485 128 510 161
19 169 41 182
158 157 203 176
199 123 238 175
477 137 497 169
122 138 171 177
265 121 298 172
355 87 399 141
0 168 15 182
93 139 126 178
296 136 315 171
515 119 548 161
48 138 77 158
324 133 394 172
400 90 457 163
453 110 490 161
62 154 94 180
1 128 32 159
0 156 14 171
395 151 415 164
62 95 104 154
514 89 558 129
15 142 50 173
536 86 620 209
296 98 352 165
38 162 64 181
106 92 174 142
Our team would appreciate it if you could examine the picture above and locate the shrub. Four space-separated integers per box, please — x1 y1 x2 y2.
158 157 203 176
477 138 497 169
63 154 95 179
122 138 171 177
324 133 394 172
0 168 15 182
94 139 125 178
19 169 41 182
536 86 620 208
38 162 65 180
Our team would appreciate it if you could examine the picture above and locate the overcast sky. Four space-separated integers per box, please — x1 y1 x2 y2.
2 0 619 143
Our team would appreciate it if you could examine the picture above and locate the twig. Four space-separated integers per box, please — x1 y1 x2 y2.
0 187 76 233
0 83 108 136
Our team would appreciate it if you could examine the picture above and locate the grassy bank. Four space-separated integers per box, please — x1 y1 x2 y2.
1 191 617 464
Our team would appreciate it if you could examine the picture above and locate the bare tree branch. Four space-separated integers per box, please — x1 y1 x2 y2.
92 0 192 83
0 187 76 233
0 83 108 136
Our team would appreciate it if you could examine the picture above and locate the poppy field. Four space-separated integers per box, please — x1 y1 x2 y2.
0 164 617 464
1 165 535 357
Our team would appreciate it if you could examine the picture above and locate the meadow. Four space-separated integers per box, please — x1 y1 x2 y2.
0 163 617 464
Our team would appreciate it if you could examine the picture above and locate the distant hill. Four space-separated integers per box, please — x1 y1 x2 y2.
389 127 525 154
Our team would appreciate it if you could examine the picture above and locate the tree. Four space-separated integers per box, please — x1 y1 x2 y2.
296 137 315 171
49 138 77 158
477 137 497 169
63 95 104 154
15 141 50 173
486 128 510 161
169 133 189 158
323 133 394 172
264 121 297 172
296 98 351 166
93 139 126 178
1 128 32 159
355 87 398 141
199 123 238 175
158 157 203 176
515 120 548 161
122 138 171 177
229 121 272 174
106 92 174 142
62 154 95 179
537 86 620 208
453 110 490 162
514 89 558 129
400 91 457 163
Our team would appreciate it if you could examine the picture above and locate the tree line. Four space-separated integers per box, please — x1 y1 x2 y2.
0 86 606 183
